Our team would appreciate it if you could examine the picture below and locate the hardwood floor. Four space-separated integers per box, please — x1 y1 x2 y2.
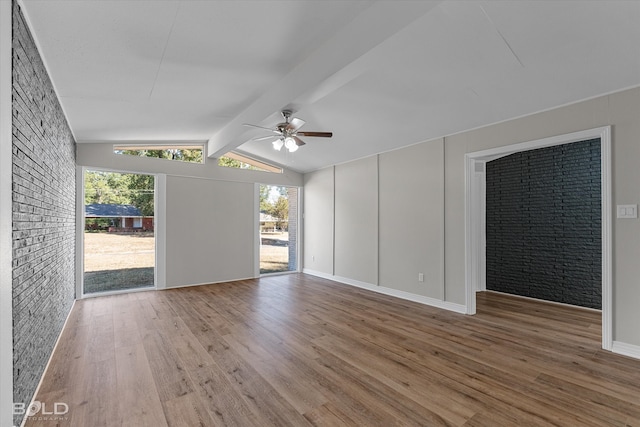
25 274 640 426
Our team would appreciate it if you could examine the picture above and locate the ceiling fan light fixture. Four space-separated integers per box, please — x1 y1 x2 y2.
284 136 298 152
247 111 332 153
272 138 284 151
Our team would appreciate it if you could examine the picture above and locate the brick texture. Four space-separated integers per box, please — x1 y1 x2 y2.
12 2 76 423
288 187 298 271
485 139 601 309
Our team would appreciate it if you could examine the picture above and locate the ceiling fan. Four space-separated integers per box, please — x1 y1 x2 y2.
243 110 332 152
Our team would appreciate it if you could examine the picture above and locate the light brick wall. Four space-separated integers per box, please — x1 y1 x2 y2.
12 2 76 423
288 187 298 271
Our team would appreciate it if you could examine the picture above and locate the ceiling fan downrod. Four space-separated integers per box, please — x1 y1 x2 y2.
281 110 292 123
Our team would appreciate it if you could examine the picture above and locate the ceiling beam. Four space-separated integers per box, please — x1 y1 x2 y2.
207 1 441 158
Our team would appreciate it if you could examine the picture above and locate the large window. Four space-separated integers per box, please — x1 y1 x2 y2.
83 170 155 294
259 185 298 274
114 145 203 163
219 152 283 173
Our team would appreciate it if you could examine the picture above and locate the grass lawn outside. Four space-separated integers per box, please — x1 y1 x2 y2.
84 231 155 294
83 230 293 293
260 232 290 274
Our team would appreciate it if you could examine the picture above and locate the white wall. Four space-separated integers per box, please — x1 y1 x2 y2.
303 139 452 309
303 86 640 348
303 167 334 275
379 139 444 298
334 156 378 285
165 176 255 287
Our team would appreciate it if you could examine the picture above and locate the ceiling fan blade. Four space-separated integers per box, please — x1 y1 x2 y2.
293 136 306 146
250 135 278 141
285 117 305 132
243 123 280 133
297 131 333 138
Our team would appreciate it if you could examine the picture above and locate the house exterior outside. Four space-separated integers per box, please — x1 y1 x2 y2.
85 203 154 232
260 212 287 233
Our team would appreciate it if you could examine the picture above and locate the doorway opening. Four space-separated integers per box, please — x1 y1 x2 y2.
259 185 299 274
83 169 156 294
464 126 612 350
485 138 601 308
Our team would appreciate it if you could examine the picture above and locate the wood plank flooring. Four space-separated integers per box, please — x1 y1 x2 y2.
24 274 640 426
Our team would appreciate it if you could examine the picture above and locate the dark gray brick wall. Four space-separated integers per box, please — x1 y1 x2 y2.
485 139 601 309
12 2 76 424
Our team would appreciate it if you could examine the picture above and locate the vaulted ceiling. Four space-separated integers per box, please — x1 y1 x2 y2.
21 0 640 173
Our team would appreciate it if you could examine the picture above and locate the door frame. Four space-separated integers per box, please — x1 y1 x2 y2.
464 126 612 350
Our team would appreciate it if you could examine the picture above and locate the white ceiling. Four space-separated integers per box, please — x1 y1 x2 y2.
21 0 640 173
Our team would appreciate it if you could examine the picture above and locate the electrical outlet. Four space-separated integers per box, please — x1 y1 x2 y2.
418 273 424 282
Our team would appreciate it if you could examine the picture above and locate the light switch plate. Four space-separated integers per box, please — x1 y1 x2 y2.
617 204 638 219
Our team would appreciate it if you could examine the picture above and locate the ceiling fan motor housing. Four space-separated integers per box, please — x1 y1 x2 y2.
281 110 293 121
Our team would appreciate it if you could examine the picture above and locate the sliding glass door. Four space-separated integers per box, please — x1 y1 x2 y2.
259 185 299 274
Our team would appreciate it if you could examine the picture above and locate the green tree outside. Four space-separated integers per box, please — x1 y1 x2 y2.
117 148 203 163
270 195 289 230
260 185 289 230
127 174 155 216
85 171 155 216
218 156 263 171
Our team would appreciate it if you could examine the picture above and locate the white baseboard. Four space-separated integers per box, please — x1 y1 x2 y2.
612 341 640 360
303 269 467 314
302 268 334 281
164 276 256 290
